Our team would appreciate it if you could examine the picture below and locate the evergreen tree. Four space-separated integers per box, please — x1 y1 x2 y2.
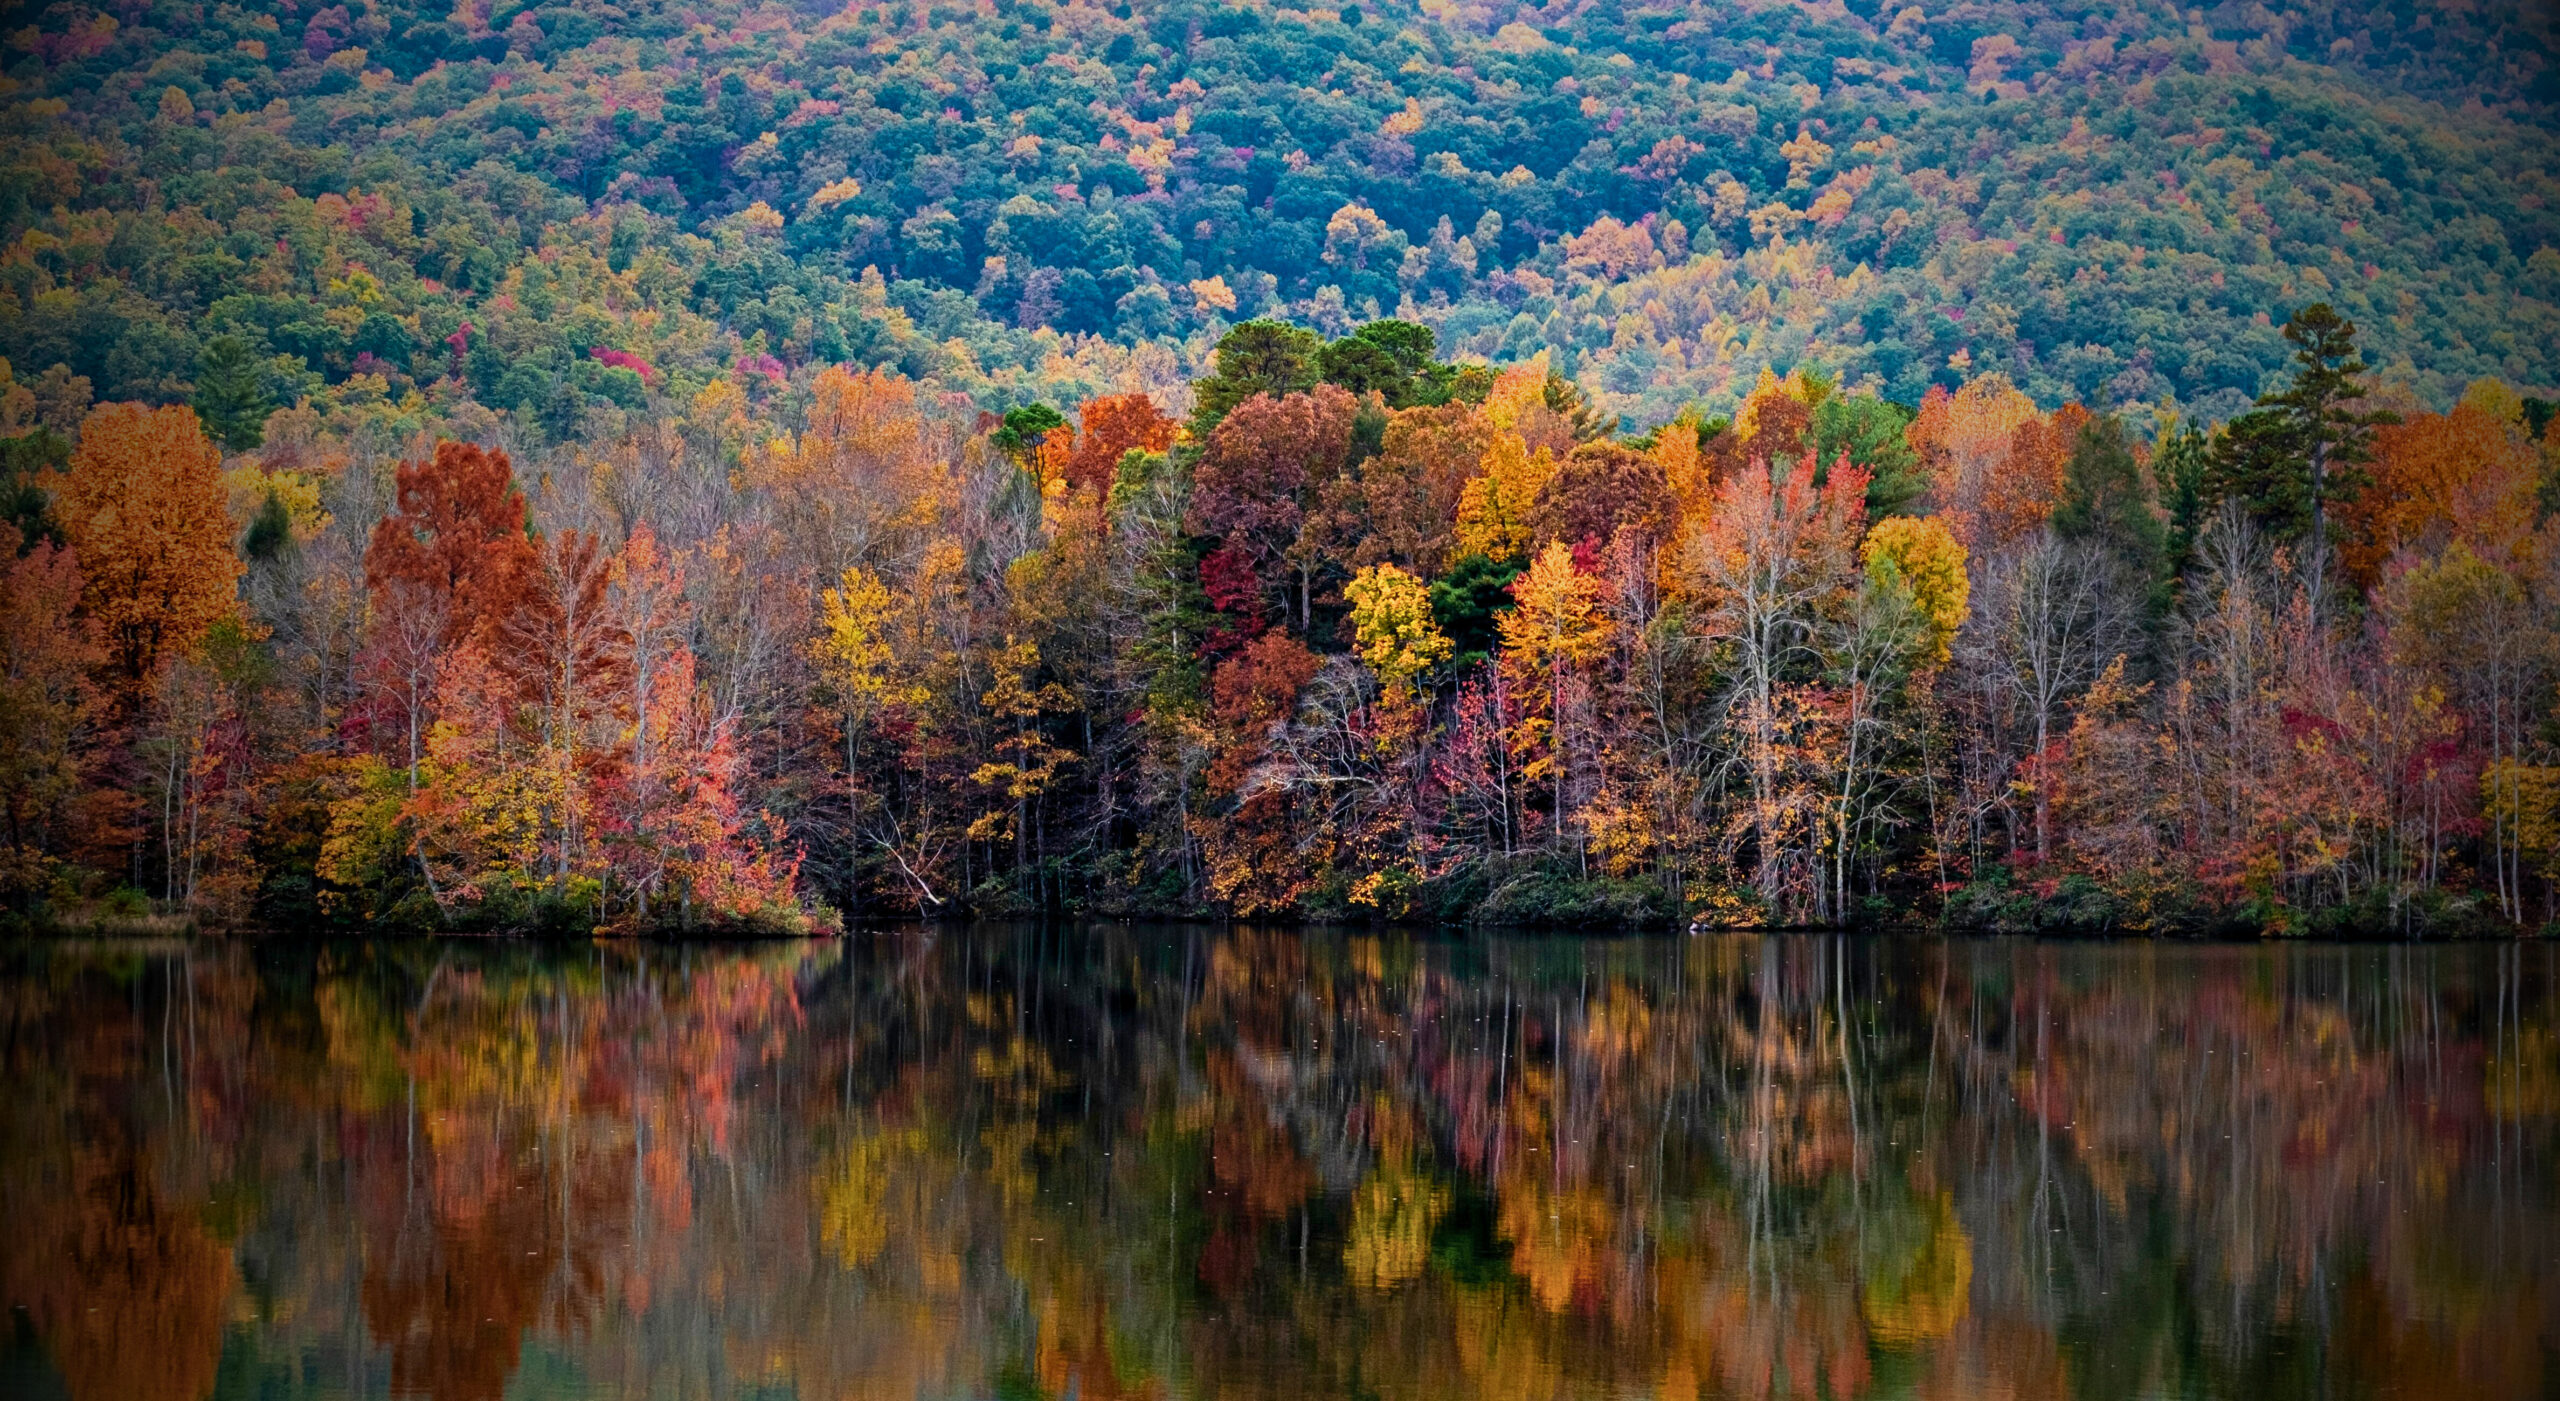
1315 337 1412 405
1810 394 1924 518
191 335 270 454
2057 414 2172 639
243 490 294 562
990 404 1066 470
0 427 69 551
1189 321 1322 440
2054 416 2165 568
2259 304 2395 612
1428 552 1526 669
1316 320 1453 408
2156 419 2212 581
1541 372 1619 442
2205 408 2310 542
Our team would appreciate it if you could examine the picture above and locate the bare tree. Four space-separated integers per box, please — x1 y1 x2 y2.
1970 527 2142 861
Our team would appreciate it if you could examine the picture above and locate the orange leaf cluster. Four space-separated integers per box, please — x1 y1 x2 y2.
52 404 241 692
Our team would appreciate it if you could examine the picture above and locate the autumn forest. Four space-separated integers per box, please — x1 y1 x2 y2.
2 0 2558 934
3 302 2557 935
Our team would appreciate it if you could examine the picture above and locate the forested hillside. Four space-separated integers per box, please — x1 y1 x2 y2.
1 0 2554 434
3 0 2560 934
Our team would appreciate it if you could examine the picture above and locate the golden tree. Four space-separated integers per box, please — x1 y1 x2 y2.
53 403 240 695
970 637 1079 877
1345 562 1452 702
2342 397 2539 587
1498 542 1614 845
813 562 920 823
1453 432 1554 563
1860 515 1970 666
745 365 950 578
1905 374 2043 551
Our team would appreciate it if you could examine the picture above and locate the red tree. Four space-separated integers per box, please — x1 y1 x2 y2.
1064 393 1179 495
1185 386 1357 629
364 442 539 652
361 441 541 781
0 527 102 903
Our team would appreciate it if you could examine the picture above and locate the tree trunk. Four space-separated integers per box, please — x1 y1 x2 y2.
2306 434 2328 626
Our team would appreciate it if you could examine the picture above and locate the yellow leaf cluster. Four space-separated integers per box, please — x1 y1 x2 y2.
222 461 331 539
813 565 905 720
1861 515 1970 664
1498 543 1613 673
1345 562 1452 695
817 1128 927 1269
745 365 950 570
1861 1189 1974 1345
1452 432 1553 562
805 176 863 213
1479 351 1550 434
1342 1160 1450 1290
1188 274 1239 312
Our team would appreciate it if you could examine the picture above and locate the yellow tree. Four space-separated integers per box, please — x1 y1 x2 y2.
743 365 950 579
1453 433 1553 563
1480 351 1552 433
1345 563 1452 703
1859 515 1970 666
1497 542 1613 849
813 564 911 812
1905 374 2043 551
52 403 240 698
1346 561 1452 852
970 637 1079 884
1813 515 1966 919
1651 411 1713 536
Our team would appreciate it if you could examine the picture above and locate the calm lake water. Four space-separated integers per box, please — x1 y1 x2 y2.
1 930 2553 1401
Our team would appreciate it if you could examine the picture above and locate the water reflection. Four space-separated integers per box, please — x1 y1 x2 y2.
1 931 2553 1400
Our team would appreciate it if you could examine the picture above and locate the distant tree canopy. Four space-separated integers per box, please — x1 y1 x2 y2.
0 0 2549 451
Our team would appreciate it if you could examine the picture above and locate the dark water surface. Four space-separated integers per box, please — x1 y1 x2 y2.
2 930 2554 1401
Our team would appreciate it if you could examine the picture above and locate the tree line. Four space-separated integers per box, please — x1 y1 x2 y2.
3 304 2558 932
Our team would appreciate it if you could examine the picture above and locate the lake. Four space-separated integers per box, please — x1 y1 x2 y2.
0 930 2551 1400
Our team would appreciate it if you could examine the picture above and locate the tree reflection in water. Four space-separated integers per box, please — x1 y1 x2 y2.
0 931 2552 1400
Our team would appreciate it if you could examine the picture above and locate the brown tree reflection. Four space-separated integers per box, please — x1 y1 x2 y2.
0 932 2553 1400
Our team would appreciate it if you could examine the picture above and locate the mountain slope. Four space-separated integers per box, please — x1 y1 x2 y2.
1 0 2552 430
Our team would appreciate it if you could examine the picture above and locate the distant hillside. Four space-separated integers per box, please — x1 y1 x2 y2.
2 0 2554 432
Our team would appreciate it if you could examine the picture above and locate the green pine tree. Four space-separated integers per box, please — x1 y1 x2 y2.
2156 420 2212 582
990 403 1065 471
2054 416 2165 566
1188 320 1321 441
2204 408 2310 542
2257 304 2396 610
191 335 270 453
243 489 294 562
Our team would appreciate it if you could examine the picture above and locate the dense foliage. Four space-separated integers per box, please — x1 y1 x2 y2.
0 0 2553 442
6 291 2560 933
3 0 2559 932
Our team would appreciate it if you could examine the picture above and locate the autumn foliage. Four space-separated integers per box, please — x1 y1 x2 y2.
51 403 238 692
7 303 2559 935
1062 393 1179 495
